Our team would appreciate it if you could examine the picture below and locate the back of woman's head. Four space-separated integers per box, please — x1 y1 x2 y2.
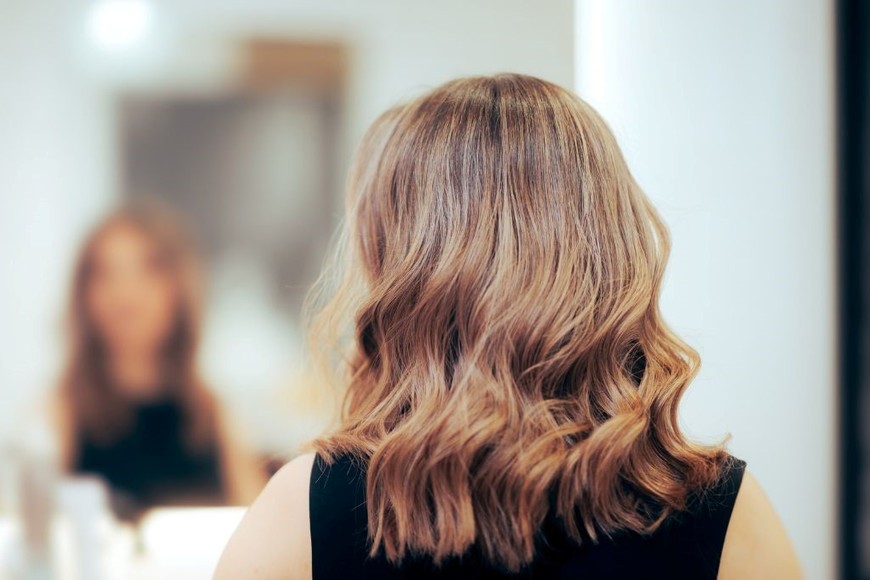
311 74 726 571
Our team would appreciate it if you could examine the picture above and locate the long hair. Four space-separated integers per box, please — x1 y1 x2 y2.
60 199 216 454
309 74 727 571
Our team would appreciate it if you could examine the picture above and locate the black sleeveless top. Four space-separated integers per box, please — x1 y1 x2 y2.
76 401 223 521
310 454 745 579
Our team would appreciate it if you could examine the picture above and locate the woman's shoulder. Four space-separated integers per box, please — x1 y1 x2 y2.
718 467 802 579
214 453 316 580
260 451 318 496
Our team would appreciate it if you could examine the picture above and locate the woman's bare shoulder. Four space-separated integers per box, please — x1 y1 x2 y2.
215 452 316 580
718 470 802 579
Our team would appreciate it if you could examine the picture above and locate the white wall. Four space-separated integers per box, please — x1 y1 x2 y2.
0 0 575 445
170 0 575 170
575 1 836 577
0 1 116 434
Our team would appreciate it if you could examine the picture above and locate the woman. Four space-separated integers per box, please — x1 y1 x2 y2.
53 200 264 519
217 75 800 578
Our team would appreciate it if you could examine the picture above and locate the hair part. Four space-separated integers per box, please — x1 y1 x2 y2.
308 74 727 572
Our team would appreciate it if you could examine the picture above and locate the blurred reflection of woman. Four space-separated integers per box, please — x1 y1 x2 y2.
52 200 264 519
218 75 800 579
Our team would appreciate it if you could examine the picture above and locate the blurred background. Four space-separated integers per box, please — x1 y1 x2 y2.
0 0 854 578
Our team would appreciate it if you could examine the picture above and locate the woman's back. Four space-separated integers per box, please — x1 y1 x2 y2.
310 454 746 579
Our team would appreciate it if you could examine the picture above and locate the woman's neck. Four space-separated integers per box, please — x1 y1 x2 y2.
107 350 165 402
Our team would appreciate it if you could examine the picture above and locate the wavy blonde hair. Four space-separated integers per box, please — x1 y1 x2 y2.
309 74 726 571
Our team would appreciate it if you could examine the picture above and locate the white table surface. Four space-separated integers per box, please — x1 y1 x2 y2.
0 506 246 580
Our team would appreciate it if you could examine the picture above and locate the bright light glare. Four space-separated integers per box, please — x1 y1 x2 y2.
87 0 154 50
